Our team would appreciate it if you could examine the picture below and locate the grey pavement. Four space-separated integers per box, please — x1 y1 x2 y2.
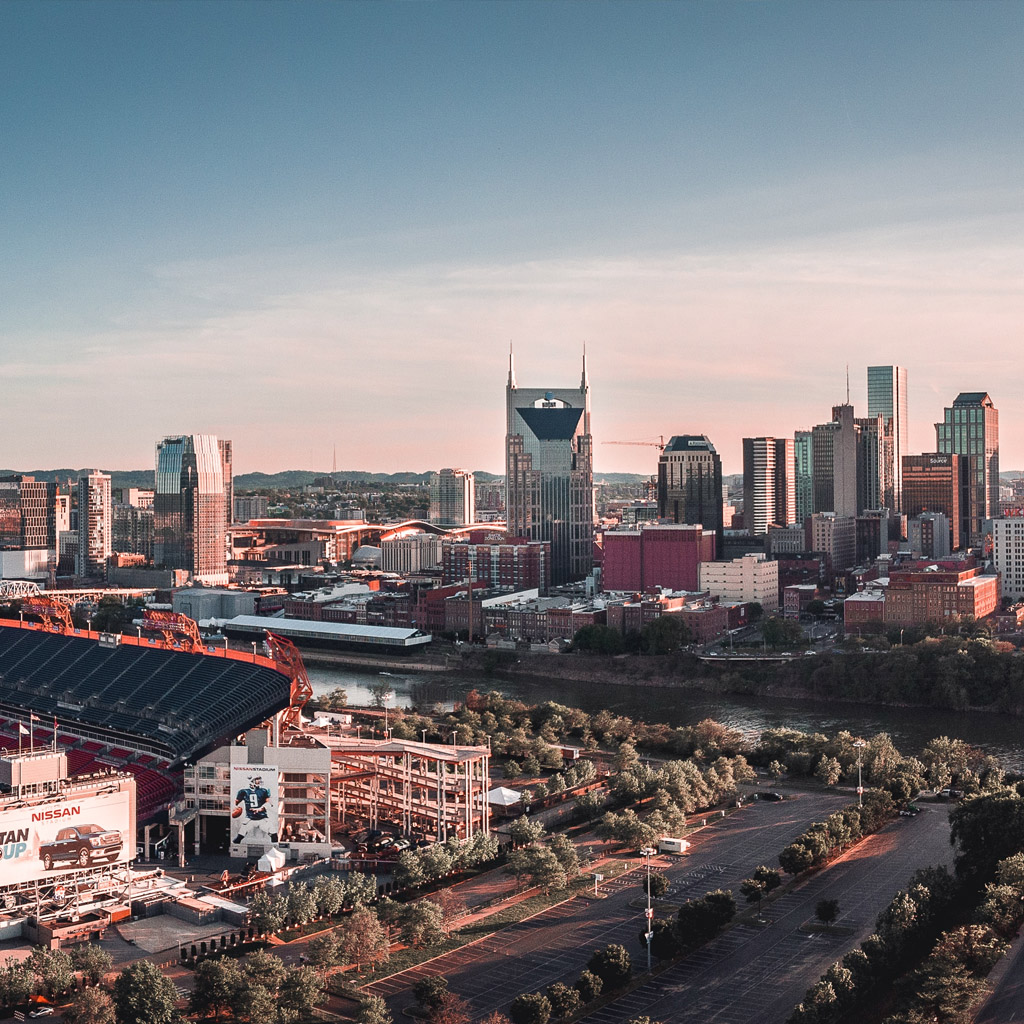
579 804 954 1024
364 790 851 1019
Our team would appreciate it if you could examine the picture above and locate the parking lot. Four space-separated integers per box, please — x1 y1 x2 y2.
365 788 852 1019
578 804 954 1024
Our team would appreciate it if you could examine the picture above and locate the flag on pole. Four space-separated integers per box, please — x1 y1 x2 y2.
17 724 29 736
29 713 39 722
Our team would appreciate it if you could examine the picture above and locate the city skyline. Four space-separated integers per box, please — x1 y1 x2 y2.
3 2 1024 474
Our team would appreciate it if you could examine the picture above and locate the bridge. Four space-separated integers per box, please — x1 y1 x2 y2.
0 581 154 604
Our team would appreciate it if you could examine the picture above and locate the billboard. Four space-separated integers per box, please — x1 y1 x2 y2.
0 788 132 887
230 764 279 848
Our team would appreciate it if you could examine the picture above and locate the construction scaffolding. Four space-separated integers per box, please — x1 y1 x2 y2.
327 737 490 842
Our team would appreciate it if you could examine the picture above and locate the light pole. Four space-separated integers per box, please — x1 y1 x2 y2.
640 845 656 972
854 740 866 807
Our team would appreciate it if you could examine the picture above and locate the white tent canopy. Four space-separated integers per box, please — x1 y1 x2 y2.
487 786 523 807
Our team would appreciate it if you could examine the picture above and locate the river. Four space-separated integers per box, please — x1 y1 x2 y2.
305 664 1024 771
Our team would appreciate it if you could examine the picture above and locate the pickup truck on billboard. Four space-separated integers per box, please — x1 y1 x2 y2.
40 824 123 870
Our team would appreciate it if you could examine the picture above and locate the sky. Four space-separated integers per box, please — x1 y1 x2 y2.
2 1 1023 477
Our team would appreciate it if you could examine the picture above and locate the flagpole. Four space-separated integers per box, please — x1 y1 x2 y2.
18 719 22 756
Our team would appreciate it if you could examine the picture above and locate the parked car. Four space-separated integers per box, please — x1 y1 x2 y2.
40 824 123 869
758 792 785 802
29 1006 54 1016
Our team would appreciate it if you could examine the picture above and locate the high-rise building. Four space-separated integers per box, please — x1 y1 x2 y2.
743 437 796 536
807 512 857 574
505 354 593 585
855 414 888 514
902 453 969 551
935 392 999 546
657 435 723 551
154 434 229 584
867 366 908 512
77 471 112 577
429 468 476 526
113 504 154 561
0 475 59 579
234 495 269 522
811 405 857 518
991 517 1024 600
794 430 814 525
218 439 233 532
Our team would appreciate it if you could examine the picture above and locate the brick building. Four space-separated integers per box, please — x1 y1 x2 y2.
602 524 715 593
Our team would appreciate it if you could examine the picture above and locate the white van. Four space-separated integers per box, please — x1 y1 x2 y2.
658 837 690 855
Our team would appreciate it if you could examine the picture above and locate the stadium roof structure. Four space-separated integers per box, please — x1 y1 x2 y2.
214 615 432 649
0 622 291 762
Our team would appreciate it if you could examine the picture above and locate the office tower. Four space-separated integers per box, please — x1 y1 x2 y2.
856 509 890 564
154 434 229 584
855 414 887 513
77 471 112 577
794 430 814 525
505 353 593 585
935 393 999 546
909 513 951 559
0 475 58 579
429 468 476 526
867 366 908 511
742 437 795 536
807 512 857 574
902 453 968 551
113 504 154 561
811 405 857 518
657 435 723 552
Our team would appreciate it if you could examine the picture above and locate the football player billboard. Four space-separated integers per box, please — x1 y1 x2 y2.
0 788 133 887
230 764 279 848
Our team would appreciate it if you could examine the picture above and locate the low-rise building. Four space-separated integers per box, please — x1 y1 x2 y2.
698 553 779 613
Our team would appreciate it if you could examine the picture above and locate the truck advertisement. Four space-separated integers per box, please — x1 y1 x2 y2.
0 788 132 886
230 764 280 848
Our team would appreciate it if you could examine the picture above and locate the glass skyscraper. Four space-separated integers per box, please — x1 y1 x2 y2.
867 365 908 512
935 393 999 547
154 434 230 584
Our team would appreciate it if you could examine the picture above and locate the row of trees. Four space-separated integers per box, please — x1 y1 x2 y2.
791 783 1024 1024
509 944 632 1024
246 872 378 933
778 790 894 876
0 944 113 1008
392 831 501 889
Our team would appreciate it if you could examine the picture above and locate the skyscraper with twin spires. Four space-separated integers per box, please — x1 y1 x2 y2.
505 354 593 586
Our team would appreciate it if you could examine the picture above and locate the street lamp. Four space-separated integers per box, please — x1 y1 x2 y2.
640 845 657 972
854 740 866 807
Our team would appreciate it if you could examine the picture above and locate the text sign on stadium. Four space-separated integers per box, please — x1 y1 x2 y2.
0 789 132 887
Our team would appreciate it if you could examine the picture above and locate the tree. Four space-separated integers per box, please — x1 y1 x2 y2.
400 901 446 949
234 985 280 1024
427 888 468 936
815 898 840 930
32 947 74 998
0 957 33 1009
645 872 669 898
279 965 325 1018
358 995 394 1024
190 958 245 1019
571 625 624 655
506 846 567 893
768 760 786 782
574 970 603 1003
616 741 641 772
741 878 767 918
287 880 317 925
394 849 426 889
762 616 805 649
432 992 473 1024
370 680 394 709
319 687 349 710
646 918 679 960
306 931 342 982
779 842 814 876
747 602 763 623
587 944 632 990
112 961 183 1024
641 614 692 655
420 844 454 881
70 943 113 986
63 988 116 1024
248 890 288 934
815 756 843 787
806 600 827 619
337 907 391 972
243 949 289 994
546 981 582 1019
509 815 546 847
510 992 552 1024
549 834 581 879
413 976 450 1012
753 864 782 895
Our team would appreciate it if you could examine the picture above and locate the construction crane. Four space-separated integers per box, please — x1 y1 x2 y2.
601 435 667 451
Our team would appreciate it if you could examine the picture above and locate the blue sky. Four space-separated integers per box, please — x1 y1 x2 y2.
2 1 1023 475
